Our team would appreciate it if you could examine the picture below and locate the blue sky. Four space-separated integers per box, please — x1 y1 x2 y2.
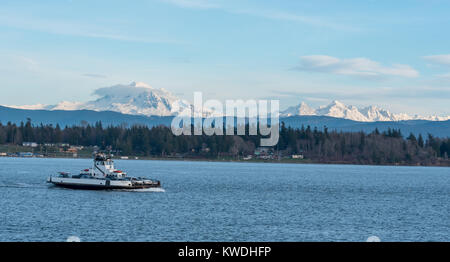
0 0 450 115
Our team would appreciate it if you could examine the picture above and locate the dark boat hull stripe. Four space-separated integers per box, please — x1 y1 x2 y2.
50 182 160 190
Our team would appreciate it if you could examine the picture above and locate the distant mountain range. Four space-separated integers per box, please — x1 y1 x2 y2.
1 81 449 137
280 116 450 138
5 81 450 122
1 105 449 138
0 105 174 128
280 100 450 122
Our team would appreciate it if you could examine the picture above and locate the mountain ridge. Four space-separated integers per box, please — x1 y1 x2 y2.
1 105 449 138
3 81 450 122
280 100 450 122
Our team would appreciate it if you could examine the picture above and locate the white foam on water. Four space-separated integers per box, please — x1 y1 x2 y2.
366 236 381 242
16 182 32 187
66 236 81 242
0 182 48 189
123 187 166 193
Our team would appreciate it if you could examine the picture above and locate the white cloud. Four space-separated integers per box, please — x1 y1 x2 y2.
83 73 107 79
0 12 178 44
294 55 419 78
435 72 450 81
161 0 220 9
161 0 357 31
231 9 358 31
423 55 450 82
423 54 450 66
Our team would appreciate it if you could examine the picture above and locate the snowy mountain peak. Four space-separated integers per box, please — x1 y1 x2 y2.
282 101 316 116
6 82 192 117
298 102 315 115
330 100 345 107
281 101 450 122
314 100 367 121
82 81 191 116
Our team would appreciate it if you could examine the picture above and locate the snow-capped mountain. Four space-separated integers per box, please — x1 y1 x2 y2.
80 82 192 116
281 100 450 122
8 82 193 117
5 83 450 121
282 102 316 116
315 100 369 122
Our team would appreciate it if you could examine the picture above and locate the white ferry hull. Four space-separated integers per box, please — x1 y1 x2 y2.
47 176 160 190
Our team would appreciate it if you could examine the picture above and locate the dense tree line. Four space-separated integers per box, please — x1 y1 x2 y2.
0 120 449 166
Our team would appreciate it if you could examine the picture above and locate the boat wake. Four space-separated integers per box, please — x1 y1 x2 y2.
120 187 166 193
0 182 47 189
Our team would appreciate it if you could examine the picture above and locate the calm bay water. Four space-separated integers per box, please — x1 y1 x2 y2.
0 157 448 242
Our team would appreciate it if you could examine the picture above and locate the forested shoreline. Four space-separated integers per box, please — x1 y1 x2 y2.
0 120 449 166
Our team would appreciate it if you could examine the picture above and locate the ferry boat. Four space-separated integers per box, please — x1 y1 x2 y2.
47 153 161 190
